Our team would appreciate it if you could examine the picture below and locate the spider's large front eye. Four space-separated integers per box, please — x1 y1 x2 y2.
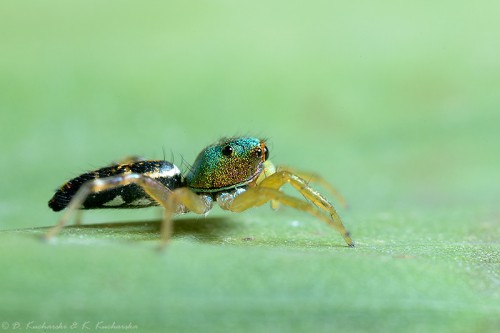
222 145 233 157
264 146 269 160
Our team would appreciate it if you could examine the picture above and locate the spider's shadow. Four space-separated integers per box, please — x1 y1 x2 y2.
55 216 239 243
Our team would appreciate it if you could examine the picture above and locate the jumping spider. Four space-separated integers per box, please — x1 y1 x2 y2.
47 137 354 248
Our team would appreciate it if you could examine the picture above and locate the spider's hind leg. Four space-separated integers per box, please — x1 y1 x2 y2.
44 174 212 248
111 155 146 165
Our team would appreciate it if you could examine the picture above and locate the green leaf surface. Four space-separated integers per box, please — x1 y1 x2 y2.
1 1 499 332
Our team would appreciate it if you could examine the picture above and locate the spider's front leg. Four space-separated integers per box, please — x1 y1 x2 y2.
224 173 354 247
275 166 348 209
44 174 212 248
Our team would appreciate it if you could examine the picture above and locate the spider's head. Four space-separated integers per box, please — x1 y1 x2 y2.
186 137 269 192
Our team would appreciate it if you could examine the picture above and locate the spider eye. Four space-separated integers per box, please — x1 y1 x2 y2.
222 145 233 156
256 145 269 160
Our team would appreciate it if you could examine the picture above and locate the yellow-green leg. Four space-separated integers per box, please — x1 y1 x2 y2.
44 174 211 249
110 155 146 165
260 171 345 216
228 186 354 247
276 166 348 208
156 187 212 248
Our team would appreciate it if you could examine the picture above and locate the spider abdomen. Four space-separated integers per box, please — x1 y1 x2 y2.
48 160 183 211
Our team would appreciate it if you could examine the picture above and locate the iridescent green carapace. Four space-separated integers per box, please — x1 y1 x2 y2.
186 137 269 192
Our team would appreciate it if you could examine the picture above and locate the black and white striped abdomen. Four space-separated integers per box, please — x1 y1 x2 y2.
48 160 184 211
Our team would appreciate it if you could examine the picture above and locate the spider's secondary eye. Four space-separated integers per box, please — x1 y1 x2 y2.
222 145 233 156
264 146 269 160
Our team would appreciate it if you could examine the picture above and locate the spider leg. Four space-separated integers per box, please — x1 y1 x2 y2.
44 174 211 248
74 210 83 225
259 171 346 218
259 171 353 246
275 166 348 208
111 155 146 165
155 187 212 248
228 186 354 247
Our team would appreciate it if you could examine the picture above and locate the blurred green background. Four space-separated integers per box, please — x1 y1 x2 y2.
0 1 498 332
